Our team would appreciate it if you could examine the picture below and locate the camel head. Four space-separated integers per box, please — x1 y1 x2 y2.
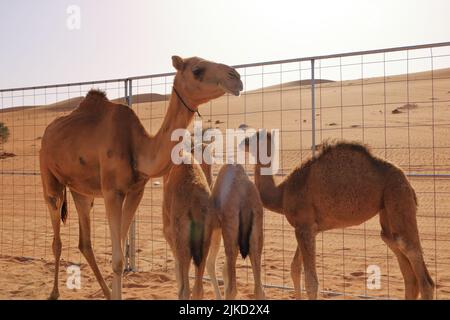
190 131 214 186
172 56 243 107
242 129 273 165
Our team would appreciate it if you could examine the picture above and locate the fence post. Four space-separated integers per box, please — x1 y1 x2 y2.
124 79 137 271
311 59 316 157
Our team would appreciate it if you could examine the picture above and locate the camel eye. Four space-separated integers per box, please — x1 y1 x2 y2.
192 67 204 79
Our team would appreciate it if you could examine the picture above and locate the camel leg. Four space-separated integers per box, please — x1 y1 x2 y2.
192 259 207 300
41 167 64 300
193 216 213 300
381 232 419 299
120 188 145 272
249 244 265 300
295 225 318 300
162 213 174 253
223 247 238 300
71 191 111 299
47 202 62 300
222 228 239 300
392 238 433 299
175 255 191 300
121 188 144 248
383 186 435 299
171 210 192 300
379 209 418 299
249 216 265 300
291 245 303 300
222 221 238 300
104 190 125 300
171 246 191 300
206 228 222 299
398 243 434 299
222 258 229 296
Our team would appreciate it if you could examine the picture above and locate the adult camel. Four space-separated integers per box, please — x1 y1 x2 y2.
39 56 243 300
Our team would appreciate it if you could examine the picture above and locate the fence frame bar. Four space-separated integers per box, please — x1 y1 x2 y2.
124 79 137 272
2 42 450 93
311 59 316 157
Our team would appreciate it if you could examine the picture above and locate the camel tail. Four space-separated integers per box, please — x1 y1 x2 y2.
238 209 253 259
61 187 68 224
189 208 205 267
412 187 418 207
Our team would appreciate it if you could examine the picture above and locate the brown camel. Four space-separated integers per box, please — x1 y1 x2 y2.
39 56 243 300
162 141 217 300
243 130 435 300
207 164 265 300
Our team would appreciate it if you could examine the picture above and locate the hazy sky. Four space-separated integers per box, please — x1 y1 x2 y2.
0 0 449 89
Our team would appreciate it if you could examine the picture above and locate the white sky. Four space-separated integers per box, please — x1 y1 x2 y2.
0 0 449 89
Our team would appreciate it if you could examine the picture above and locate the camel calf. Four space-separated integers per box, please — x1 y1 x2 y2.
207 164 265 300
162 151 216 300
244 130 435 300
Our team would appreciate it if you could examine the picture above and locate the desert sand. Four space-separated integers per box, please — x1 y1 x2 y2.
1 66 450 299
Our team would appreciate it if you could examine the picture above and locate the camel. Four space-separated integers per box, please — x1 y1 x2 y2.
39 56 243 300
207 164 265 300
243 130 435 300
162 142 217 300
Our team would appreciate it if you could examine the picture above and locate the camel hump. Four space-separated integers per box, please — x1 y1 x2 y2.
319 140 372 157
318 140 391 171
85 89 108 100
77 89 109 111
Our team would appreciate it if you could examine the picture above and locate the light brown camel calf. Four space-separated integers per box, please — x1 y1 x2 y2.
162 149 217 300
244 130 435 300
207 164 265 300
39 56 243 300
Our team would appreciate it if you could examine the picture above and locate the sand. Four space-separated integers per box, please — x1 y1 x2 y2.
1 67 450 300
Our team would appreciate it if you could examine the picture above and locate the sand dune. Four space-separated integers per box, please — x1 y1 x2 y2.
0 93 169 115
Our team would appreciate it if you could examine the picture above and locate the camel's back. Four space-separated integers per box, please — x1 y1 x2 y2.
284 142 406 229
40 90 147 192
164 156 211 203
41 91 143 151
213 164 260 212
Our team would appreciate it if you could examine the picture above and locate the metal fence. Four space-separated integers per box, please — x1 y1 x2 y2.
1 42 450 299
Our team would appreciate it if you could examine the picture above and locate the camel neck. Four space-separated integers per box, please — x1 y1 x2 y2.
254 164 284 214
137 90 197 178
200 162 213 187
157 88 197 137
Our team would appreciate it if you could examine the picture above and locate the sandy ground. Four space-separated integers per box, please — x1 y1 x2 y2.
1 66 450 300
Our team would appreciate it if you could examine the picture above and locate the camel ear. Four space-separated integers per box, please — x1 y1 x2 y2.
241 137 250 152
172 55 185 71
238 124 249 131
202 128 215 144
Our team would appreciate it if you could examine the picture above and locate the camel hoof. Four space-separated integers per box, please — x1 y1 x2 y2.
48 292 60 300
191 291 204 300
104 289 112 300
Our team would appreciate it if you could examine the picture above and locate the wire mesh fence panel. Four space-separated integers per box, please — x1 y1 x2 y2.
1 42 450 299
0 82 126 269
310 46 450 299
